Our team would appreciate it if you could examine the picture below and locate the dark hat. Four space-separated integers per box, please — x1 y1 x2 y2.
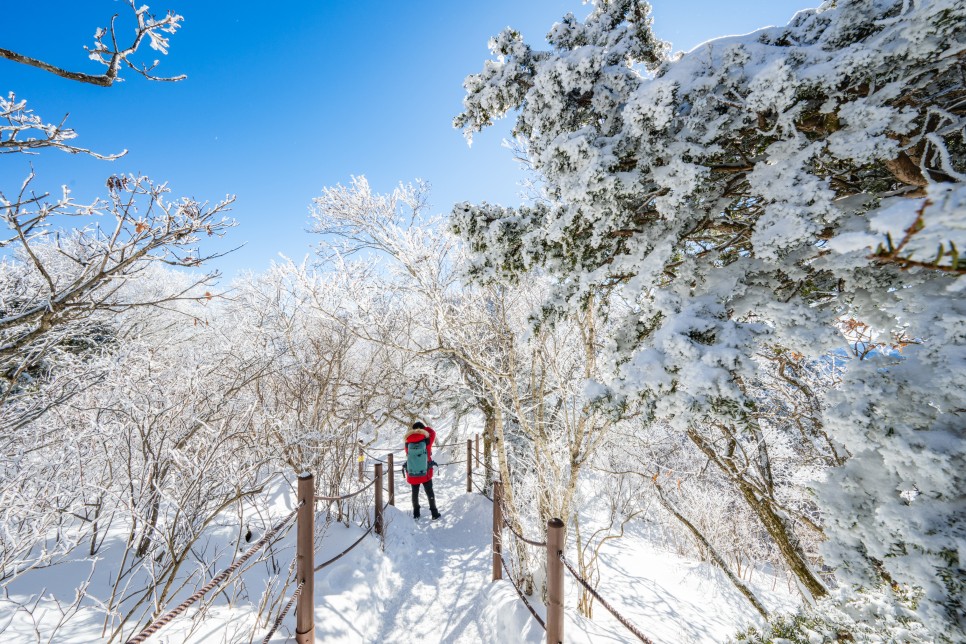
412 421 425 430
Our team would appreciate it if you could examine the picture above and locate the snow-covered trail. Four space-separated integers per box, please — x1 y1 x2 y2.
308 463 546 644
307 449 645 644
307 461 800 644
369 493 494 642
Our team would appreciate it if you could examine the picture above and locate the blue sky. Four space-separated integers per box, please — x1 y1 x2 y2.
1 0 814 278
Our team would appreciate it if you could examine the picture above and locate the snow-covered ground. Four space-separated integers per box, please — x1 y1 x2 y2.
1 444 799 643
280 458 798 644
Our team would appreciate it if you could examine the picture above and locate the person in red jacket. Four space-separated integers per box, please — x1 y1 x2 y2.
404 421 441 520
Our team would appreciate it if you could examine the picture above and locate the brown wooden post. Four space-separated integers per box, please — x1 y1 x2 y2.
475 433 480 468
357 442 364 483
374 463 384 536
295 473 315 644
466 439 473 494
387 453 395 506
546 518 565 644
492 480 503 581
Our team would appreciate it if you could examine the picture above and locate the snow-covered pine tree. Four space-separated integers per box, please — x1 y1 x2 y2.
453 0 965 637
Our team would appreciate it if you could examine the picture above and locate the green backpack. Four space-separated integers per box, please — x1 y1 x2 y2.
407 439 429 477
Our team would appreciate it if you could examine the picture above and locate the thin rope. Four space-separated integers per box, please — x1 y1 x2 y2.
434 457 467 466
501 511 547 548
314 478 375 502
479 460 499 473
259 579 303 644
314 522 376 572
501 555 546 631
472 479 493 501
126 503 302 643
361 447 404 462
559 553 655 644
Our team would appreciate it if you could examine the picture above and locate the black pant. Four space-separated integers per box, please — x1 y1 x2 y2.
411 481 437 516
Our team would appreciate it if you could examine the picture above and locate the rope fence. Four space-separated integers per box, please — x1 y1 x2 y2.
361 447 402 463
559 552 655 644
369 433 657 644
502 509 547 548
434 457 467 466
126 503 303 644
501 554 547 631
366 433 655 644
314 522 377 572
472 478 493 501
260 579 304 644
127 463 383 643
127 431 657 644
314 478 375 502
479 459 500 474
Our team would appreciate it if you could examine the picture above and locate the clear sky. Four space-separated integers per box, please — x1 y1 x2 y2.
1 0 814 279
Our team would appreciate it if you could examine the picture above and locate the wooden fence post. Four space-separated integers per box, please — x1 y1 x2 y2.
387 453 395 506
466 439 473 494
295 473 315 644
492 480 503 581
375 463 384 536
357 442 364 483
546 518 565 644
475 433 480 467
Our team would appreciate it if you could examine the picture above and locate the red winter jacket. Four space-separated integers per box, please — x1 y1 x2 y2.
404 426 436 485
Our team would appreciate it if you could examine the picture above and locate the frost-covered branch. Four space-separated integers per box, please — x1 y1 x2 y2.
0 174 235 411
0 1 185 87
0 94 125 159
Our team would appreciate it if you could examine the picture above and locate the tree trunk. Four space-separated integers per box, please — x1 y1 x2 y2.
654 482 769 619
734 477 827 600
687 428 827 600
481 401 495 494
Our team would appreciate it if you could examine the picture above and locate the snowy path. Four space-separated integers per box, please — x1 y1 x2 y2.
308 466 537 643
306 463 763 644
367 493 494 642
308 464 621 644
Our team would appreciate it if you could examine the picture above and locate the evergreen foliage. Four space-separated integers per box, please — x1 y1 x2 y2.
453 0 966 637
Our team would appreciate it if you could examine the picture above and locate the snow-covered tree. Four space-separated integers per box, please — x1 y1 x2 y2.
1 177 234 429
454 0 965 636
1 3 233 434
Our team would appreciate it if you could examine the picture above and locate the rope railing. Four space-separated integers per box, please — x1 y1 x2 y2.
476 476 549 635
314 522 377 572
472 478 493 501
479 461 648 644
126 503 303 644
125 452 392 643
501 509 547 548
559 552 655 644
362 455 463 470
361 447 403 462
260 579 304 644
314 478 375 502
377 459 464 477
493 499 553 634
131 432 657 644
434 456 467 466
479 459 500 474
501 553 546 631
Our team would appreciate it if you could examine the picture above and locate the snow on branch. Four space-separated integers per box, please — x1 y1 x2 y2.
0 1 185 87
